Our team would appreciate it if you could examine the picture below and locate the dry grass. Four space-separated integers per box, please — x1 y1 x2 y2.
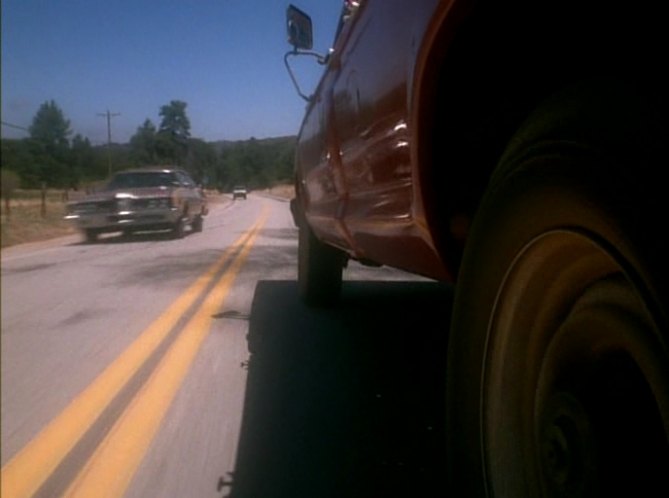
203 190 228 204
0 189 231 249
265 184 295 199
1 197 76 248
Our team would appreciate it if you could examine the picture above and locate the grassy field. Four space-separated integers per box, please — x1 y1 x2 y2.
265 184 295 199
1 191 77 248
1 185 295 250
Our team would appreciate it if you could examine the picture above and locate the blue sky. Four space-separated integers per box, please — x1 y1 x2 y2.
1 0 342 144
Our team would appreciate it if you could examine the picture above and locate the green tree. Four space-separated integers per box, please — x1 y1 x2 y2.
29 100 72 150
218 145 246 190
214 136 296 191
157 100 190 165
69 134 98 186
185 138 217 185
276 138 297 182
1 139 39 187
130 119 158 165
28 100 72 186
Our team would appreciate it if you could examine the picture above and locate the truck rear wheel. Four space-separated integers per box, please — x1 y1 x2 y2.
298 224 345 306
447 86 668 497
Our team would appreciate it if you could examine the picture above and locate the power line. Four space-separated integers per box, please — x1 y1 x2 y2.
97 110 121 176
1 121 30 133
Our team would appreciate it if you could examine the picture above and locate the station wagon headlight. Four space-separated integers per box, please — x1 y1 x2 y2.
117 198 132 211
147 198 171 209
71 203 97 214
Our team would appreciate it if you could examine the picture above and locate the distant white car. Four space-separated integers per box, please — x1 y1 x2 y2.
232 186 247 200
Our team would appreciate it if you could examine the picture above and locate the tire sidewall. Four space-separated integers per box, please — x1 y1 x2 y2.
447 149 668 497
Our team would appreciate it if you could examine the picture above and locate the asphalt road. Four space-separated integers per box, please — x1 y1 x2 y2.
1 194 453 498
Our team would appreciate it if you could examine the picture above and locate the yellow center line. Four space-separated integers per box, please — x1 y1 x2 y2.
63 207 268 497
0 210 267 498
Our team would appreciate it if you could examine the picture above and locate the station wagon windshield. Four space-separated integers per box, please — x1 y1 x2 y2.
105 172 177 190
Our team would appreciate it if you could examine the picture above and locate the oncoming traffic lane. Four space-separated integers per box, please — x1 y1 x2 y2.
1 207 268 498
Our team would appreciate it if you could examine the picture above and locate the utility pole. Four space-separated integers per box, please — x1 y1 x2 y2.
97 110 120 177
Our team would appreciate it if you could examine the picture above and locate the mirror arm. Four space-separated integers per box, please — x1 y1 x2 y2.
284 49 329 103
297 49 329 65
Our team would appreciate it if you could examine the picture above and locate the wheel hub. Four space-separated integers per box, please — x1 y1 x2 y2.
539 392 595 497
481 230 668 497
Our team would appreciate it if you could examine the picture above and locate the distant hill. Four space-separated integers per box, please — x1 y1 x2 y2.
210 135 296 154
214 135 297 190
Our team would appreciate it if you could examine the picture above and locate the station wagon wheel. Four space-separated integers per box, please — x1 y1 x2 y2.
447 143 668 497
192 214 203 233
298 224 346 306
84 229 98 243
172 215 186 239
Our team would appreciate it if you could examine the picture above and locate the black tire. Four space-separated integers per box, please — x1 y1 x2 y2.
447 83 668 497
172 216 185 239
298 224 345 306
192 214 203 233
84 229 98 243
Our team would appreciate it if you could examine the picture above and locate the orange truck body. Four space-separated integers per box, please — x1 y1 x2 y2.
291 0 666 281
287 1 668 494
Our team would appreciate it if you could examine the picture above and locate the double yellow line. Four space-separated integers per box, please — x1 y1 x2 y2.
2 208 268 498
